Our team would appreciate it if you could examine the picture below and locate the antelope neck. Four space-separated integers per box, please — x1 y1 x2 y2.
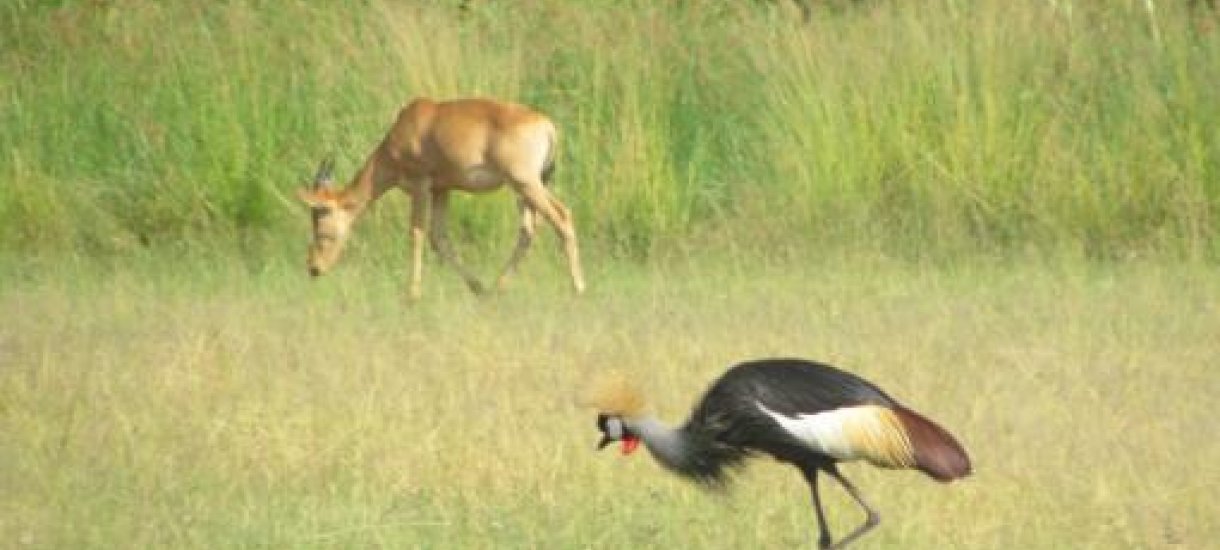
340 157 397 211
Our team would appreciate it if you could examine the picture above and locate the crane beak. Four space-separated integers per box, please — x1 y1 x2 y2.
597 435 614 450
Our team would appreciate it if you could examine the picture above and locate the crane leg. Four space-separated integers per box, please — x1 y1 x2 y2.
824 464 881 549
799 466 834 549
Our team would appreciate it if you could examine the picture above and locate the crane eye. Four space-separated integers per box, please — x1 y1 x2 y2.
603 417 624 439
596 415 626 451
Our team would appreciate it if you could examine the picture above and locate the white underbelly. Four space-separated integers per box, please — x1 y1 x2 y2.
459 166 505 191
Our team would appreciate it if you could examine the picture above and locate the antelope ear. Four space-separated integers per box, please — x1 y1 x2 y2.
297 188 326 209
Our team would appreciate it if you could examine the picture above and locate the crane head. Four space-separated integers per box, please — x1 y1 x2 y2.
596 414 641 455
581 374 648 455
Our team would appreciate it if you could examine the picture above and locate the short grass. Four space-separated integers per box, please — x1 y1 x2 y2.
2 252 1216 548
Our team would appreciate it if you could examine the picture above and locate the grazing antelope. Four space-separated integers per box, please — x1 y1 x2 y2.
589 358 971 549
297 98 585 299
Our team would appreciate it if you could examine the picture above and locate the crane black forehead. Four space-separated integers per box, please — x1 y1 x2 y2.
596 414 610 432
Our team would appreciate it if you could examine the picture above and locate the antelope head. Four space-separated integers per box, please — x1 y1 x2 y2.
297 158 357 277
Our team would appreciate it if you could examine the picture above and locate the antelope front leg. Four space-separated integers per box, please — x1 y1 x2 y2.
408 191 428 300
429 190 486 295
493 198 537 291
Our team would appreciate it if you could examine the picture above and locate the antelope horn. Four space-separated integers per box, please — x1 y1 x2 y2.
313 156 336 189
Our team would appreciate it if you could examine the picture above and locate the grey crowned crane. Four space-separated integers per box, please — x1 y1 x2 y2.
590 358 971 549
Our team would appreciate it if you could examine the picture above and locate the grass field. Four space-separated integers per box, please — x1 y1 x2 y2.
2 0 1218 260
3 0 1220 548
2 252 1218 548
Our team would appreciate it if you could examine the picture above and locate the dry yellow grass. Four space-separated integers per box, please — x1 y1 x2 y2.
1 254 1217 548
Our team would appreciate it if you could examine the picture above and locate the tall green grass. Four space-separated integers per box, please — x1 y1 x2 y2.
2 0 1218 261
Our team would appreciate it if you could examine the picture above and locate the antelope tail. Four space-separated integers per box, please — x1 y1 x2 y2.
893 406 972 482
541 127 557 186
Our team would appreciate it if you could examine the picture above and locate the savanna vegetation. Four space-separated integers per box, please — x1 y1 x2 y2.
2 1 1218 548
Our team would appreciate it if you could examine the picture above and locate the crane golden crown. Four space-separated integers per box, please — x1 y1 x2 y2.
581 373 649 418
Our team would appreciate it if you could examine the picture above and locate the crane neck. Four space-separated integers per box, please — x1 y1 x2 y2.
626 416 691 475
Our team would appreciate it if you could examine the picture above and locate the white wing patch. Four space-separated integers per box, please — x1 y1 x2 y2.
757 403 915 468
